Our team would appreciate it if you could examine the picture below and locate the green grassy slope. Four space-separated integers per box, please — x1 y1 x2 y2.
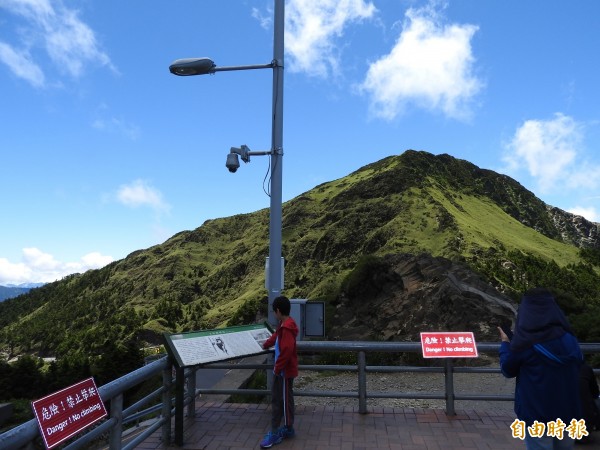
1 150 599 358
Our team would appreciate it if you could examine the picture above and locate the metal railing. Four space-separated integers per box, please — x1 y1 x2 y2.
1 341 599 449
197 341 600 416
0 357 175 450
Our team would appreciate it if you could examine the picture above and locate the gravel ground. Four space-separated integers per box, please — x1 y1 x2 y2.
294 370 516 412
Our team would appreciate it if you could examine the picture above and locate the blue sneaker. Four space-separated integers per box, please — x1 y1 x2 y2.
260 431 282 448
277 426 295 439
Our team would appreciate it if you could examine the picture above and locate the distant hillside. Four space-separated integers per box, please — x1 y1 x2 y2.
1 150 600 360
0 285 34 302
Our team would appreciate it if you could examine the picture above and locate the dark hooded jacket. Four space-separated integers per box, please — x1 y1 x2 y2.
499 288 583 426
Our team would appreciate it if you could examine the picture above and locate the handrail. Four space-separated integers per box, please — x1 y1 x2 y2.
1 341 599 449
0 356 173 450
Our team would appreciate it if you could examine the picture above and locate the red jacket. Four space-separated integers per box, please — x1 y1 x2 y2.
263 317 298 378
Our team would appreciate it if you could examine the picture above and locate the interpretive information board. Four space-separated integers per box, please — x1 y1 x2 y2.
164 323 273 367
420 331 478 358
31 377 107 449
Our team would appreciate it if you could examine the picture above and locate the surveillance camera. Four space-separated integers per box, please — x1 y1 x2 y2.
226 153 240 173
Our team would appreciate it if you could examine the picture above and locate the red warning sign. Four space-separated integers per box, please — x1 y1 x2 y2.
31 377 107 449
420 332 478 358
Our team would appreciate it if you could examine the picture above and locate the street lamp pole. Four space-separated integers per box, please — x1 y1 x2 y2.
268 0 285 327
169 0 285 329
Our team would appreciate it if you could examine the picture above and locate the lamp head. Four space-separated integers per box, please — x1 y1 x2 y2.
169 58 216 76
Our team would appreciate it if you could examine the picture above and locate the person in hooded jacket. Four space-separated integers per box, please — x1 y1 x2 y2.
259 295 299 448
498 287 584 450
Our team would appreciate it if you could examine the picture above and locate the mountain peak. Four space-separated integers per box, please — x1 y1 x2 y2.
2 150 600 358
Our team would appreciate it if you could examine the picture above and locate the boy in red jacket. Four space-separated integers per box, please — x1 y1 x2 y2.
260 296 299 448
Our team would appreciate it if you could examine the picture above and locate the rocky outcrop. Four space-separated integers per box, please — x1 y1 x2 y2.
546 206 600 248
329 254 518 343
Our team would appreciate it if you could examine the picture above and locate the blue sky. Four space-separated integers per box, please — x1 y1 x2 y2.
1 0 600 285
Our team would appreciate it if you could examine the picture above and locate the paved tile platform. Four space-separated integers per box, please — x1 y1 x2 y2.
134 401 520 449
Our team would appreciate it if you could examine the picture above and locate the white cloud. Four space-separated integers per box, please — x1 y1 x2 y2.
0 0 115 87
0 258 32 285
565 165 600 191
252 6 272 30
359 5 482 121
285 0 377 77
22 247 61 271
0 41 45 87
0 248 113 285
504 113 583 193
82 252 113 267
44 7 113 77
503 114 600 219
568 206 599 223
116 179 170 213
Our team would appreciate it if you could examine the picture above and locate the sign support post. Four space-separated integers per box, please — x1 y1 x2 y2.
420 331 478 416
175 366 185 446
444 359 455 416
